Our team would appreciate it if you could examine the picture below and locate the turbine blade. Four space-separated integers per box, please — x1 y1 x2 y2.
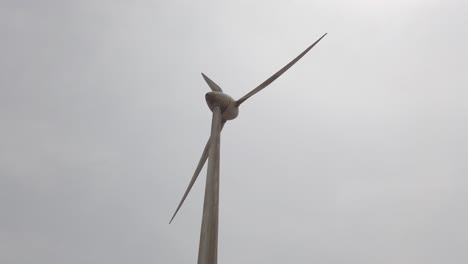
236 33 327 106
169 121 226 224
202 73 223 92
169 138 209 224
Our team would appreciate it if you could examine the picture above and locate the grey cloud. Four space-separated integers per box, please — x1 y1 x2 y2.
1 1 467 263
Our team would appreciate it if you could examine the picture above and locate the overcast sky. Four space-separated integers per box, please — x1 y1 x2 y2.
1 0 468 263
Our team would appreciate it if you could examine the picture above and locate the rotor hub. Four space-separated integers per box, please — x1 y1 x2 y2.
205 91 239 120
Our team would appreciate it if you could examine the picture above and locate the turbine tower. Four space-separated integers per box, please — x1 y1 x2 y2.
170 33 327 264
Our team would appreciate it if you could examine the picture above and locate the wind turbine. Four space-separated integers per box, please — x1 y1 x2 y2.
170 33 327 264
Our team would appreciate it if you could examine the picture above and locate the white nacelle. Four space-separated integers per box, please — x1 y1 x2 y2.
205 91 239 120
